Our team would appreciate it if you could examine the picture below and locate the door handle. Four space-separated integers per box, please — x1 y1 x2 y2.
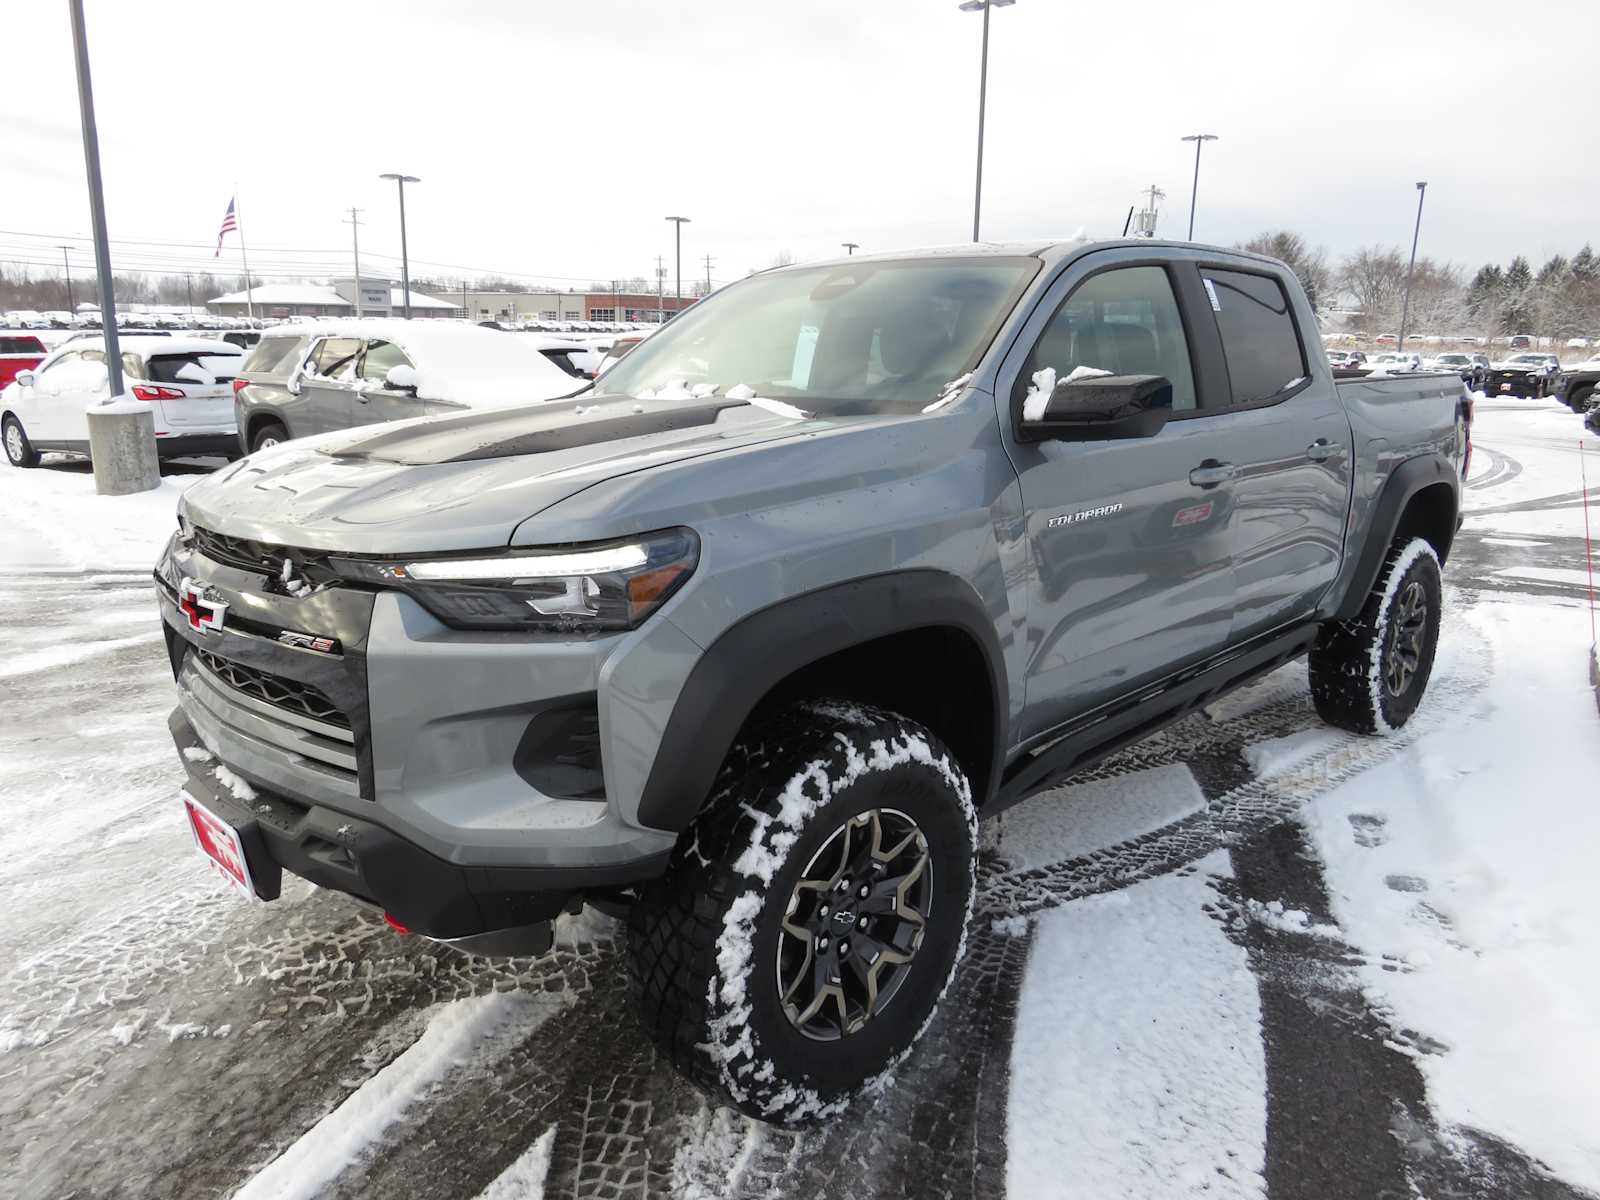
1306 438 1340 462
1188 460 1235 488
356 394 371 404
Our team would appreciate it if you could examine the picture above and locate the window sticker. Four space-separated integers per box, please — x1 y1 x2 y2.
1203 278 1222 312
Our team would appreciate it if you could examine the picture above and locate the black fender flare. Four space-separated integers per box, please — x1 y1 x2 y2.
1330 453 1460 622
635 570 1008 833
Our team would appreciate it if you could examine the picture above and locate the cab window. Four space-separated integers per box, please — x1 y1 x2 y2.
359 339 414 383
1020 265 1197 412
308 338 362 381
1200 269 1308 405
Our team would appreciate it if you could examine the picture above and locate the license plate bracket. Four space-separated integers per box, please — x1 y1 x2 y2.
183 792 261 902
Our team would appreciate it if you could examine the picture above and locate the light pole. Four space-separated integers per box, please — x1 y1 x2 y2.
344 207 364 317
842 242 859 255
959 0 1015 243
1397 182 1428 353
68 0 122 396
665 215 690 310
379 173 420 318
1180 133 1218 241
57 245 75 312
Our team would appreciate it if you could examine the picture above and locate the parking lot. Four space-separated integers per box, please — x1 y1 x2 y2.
1 395 1596 1200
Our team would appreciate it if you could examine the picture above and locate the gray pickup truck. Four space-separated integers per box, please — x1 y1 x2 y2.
156 240 1470 1123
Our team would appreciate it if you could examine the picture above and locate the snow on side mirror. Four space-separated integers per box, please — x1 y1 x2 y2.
14 370 34 388
385 364 419 391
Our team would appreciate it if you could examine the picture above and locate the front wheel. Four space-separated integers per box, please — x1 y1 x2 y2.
1309 537 1442 734
628 702 977 1125
4 415 39 468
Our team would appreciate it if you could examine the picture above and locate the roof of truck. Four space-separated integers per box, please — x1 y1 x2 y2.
784 238 1285 274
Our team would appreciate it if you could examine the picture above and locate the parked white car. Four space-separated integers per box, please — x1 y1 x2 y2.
2 336 244 468
1365 351 1424 374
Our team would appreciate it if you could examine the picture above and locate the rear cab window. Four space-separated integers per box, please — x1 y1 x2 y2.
1200 268 1308 406
0 336 45 355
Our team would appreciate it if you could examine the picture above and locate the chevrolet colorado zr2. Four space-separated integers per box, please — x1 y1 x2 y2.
157 240 1471 1123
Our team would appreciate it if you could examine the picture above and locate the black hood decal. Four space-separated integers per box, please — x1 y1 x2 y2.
323 397 750 466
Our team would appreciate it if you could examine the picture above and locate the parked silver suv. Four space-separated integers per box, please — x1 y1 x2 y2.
233 320 578 453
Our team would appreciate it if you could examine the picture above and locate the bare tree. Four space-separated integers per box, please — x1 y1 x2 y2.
1338 246 1408 332
1239 231 1331 310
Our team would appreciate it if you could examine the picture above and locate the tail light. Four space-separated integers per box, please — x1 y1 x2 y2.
232 379 249 395
131 384 183 401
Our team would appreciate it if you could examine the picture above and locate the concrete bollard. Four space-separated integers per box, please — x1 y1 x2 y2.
87 399 161 496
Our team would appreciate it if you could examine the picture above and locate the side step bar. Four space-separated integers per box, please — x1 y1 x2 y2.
993 623 1319 812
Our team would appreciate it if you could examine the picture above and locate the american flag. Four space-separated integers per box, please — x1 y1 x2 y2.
215 197 238 257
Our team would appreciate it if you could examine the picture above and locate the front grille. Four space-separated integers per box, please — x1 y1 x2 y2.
193 646 351 730
190 526 339 589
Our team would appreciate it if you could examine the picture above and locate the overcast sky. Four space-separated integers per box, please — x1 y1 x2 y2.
1 0 1590 292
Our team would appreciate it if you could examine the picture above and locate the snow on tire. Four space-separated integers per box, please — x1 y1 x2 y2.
627 701 977 1125
1308 536 1443 735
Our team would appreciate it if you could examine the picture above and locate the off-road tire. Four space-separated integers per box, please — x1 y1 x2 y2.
1309 536 1442 734
1568 383 1594 413
3 415 39 468
627 701 977 1125
250 421 288 453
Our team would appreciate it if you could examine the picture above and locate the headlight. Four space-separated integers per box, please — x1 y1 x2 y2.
333 527 699 633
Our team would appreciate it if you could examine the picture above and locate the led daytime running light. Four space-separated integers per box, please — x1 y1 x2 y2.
403 544 650 581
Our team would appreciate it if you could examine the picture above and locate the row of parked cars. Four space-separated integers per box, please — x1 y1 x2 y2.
0 320 656 469
1324 347 1580 399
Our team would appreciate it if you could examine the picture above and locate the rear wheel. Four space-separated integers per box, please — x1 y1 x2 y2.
1309 537 1442 734
3 415 39 468
249 421 288 453
627 702 977 1125
1568 383 1594 412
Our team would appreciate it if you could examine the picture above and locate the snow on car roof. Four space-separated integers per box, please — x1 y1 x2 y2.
286 319 580 407
120 336 243 356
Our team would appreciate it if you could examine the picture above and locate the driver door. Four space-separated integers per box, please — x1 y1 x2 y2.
296 337 364 433
1000 255 1240 742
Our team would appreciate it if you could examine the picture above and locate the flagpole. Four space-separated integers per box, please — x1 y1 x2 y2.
235 183 256 323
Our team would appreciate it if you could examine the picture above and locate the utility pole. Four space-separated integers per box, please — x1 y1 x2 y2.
702 253 714 295
655 255 666 323
665 216 690 310
379 173 420 318
68 0 122 396
959 0 1016 243
1397 181 1428 354
842 242 859 255
461 279 468 321
1179 133 1218 241
344 207 365 316
57 245 75 311
183 272 193 318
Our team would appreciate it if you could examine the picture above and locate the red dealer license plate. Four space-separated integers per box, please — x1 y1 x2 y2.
183 793 259 902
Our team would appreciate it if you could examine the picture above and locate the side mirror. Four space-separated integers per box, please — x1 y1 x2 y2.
14 370 34 388
1019 373 1174 443
385 364 419 391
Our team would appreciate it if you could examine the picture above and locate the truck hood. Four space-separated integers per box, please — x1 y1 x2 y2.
179 395 831 554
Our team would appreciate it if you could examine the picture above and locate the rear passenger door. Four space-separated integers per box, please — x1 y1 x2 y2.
352 339 424 427
1195 265 1352 638
296 337 364 433
999 253 1242 741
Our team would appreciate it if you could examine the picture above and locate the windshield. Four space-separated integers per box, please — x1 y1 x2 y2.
1436 355 1466 364
593 257 1037 414
1508 354 1542 363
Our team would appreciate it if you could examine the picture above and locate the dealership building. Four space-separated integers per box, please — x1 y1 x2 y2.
206 277 461 319
438 288 697 324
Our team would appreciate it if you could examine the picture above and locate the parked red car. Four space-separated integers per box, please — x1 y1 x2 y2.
0 334 46 390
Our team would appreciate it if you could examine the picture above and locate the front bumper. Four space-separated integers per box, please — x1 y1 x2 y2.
172 707 662 950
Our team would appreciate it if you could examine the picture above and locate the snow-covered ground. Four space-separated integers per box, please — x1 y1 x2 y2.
0 399 1597 1199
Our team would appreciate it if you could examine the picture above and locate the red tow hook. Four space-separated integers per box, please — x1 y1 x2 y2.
383 913 410 934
